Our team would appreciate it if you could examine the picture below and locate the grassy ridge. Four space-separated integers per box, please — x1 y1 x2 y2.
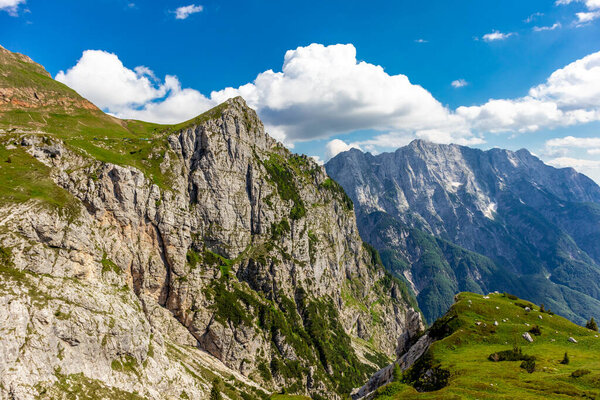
373 292 600 399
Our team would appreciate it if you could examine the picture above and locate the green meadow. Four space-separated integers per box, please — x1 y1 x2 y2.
373 292 600 399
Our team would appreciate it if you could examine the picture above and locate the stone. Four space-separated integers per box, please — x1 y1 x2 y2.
522 332 534 343
569 337 578 343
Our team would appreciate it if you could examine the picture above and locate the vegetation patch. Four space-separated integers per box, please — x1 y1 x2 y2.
263 154 306 220
111 355 139 376
320 178 353 211
400 350 450 392
571 369 591 378
101 253 120 275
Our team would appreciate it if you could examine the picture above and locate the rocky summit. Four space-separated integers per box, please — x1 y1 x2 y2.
326 141 600 324
0 46 422 399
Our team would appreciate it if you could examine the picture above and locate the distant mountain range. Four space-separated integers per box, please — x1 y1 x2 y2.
326 140 600 324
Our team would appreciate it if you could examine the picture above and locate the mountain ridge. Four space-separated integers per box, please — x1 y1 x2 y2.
326 140 600 324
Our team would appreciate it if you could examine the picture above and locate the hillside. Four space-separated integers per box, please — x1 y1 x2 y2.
0 46 422 399
326 142 600 324
360 292 600 399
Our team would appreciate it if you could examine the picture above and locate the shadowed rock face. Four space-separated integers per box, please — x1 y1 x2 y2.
0 47 423 399
326 141 600 323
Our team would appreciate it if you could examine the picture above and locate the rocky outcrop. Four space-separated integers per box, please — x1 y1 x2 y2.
351 333 433 399
326 141 600 324
0 88 423 398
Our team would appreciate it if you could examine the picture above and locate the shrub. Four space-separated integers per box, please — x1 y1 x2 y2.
488 347 535 362
520 359 536 373
540 303 545 313
428 309 459 340
257 362 272 382
209 378 223 400
571 369 591 378
402 350 450 392
560 352 570 365
585 317 598 332
504 293 518 300
515 301 535 309
529 325 542 336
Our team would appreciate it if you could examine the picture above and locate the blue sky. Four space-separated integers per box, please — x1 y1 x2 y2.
2 0 600 181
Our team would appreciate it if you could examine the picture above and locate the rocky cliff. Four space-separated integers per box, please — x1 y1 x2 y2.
0 46 423 399
326 141 600 324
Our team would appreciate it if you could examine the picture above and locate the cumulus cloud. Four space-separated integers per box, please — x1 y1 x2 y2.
56 44 600 163
482 31 514 41
533 22 562 31
458 50 600 133
546 136 600 148
546 136 600 156
0 0 25 16
310 155 324 165
451 79 468 88
55 50 214 124
576 11 600 23
326 139 362 159
173 4 203 20
210 43 472 144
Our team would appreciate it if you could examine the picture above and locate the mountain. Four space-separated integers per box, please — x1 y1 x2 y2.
0 46 422 399
355 291 600 399
325 141 600 324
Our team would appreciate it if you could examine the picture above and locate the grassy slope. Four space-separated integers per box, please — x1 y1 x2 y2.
373 292 600 399
0 46 186 190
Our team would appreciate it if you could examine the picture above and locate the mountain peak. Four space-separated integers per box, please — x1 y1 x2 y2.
0 44 51 78
0 45 98 115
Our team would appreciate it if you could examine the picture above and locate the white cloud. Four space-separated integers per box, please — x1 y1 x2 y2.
210 43 472 143
547 157 600 182
556 0 600 25
326 139 362 159
414 39 428 43
533 22 562 31
525 12 544 23
173 4 203 20
482 31 514 41
529 51 600 109
546 136 600 148
55 50 214 124
588 148 600 154
576 11 600 23
56 45 600 161
0 0 25 16
458 50 600 133
310 155 324 165
556 0 600 8
56 50 167 109
451 79 468 88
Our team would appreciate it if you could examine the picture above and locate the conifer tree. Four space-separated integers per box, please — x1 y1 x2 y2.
586 317 598 332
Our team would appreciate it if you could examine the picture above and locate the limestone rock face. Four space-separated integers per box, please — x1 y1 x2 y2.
326 141 600 324
0 97 422 398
